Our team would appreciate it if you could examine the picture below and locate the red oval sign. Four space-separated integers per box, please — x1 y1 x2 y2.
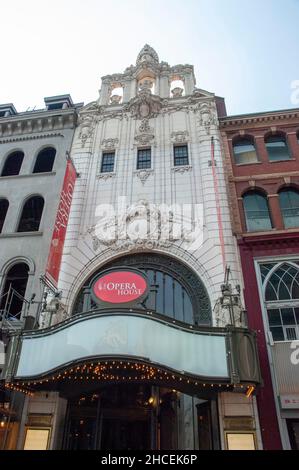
93 271 148 304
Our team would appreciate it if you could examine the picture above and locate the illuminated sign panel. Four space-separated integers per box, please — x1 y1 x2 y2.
16 313 229 380
92 270 148 305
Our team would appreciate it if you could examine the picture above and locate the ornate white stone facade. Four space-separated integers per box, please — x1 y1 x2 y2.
58 45 242 321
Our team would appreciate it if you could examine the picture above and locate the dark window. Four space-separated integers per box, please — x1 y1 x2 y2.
174 145 189 166
101 153 115 173
265 134 290 161
47 103 64 110
0 199 9 233
287 419 299 450
0 262 29 319
279 189 299 228
17 196 44 232
243 192 272 232
137 148 151 169
233 138 258 164
33 147 56 173
1 151 24 176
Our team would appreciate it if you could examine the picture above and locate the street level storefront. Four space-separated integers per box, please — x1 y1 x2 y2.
239 233 299 450
1 259 261 450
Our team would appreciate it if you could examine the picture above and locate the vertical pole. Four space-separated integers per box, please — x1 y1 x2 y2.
210 137 226 270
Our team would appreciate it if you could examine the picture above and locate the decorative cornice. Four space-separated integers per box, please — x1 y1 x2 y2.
96 172 116 181
171 165 192 174
0 110 77 139
220 109 299 128
171 130 189 143
0 132 64 144
101 138 119 150
229 170 299 182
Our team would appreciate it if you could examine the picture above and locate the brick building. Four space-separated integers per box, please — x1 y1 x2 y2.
221 109 299 449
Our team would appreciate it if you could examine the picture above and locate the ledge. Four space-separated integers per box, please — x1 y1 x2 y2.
0 231 43 238
0 171 56 180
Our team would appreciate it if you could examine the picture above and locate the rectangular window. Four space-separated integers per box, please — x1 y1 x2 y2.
101 152 115 173
174 145 189 166
137 148 151 169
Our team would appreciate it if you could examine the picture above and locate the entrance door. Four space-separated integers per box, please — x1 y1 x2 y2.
63 384 153 450
101 418 150 450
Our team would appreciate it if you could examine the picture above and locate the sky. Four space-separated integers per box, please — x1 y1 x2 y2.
1 0 299 116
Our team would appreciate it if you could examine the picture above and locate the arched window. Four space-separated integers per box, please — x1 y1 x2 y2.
1 151 24 176
72 253 212 326
279 189 299 228
260 262 299 341
0 262 29 319
233 137 258 165
0 198 9 233
33 147 56 173
243 191 272 232
17 196 44 232
265 134 290 161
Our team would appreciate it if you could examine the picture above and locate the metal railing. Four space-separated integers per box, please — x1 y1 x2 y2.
0 285 30 332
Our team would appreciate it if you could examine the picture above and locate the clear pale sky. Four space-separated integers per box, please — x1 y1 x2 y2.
1 0 299 115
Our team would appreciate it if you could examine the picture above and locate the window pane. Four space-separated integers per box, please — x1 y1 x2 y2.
101 153 115 173
243 193 272 232
137 148 151 169
1 151 24 176
0 199 9 233
281 308 296 325
294 308 299 324
268 309 282 326
17 196 44 232
279 190 299 228
266 136 290 161
233 140 258 165
174 145 188 166
270 326 284 341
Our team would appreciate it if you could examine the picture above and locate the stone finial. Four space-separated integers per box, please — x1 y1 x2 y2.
136 44 159 65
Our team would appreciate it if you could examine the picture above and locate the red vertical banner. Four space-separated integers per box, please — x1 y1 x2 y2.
45 158 77 287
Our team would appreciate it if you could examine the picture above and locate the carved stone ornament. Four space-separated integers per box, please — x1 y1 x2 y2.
171 130 189 144
134 168 154 184
78 114 95 147
171 165 192 174
134 118 155 145
86 199 174 253
198 102 217 134
171 87 184 98
124 89 163 120
97 172 116 181
101 138 119 150
110 94 122 104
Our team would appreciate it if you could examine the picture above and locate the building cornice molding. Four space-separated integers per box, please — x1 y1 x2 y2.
220 109 299 128
0 110 78 139
229 170 299 182
0 132 64 144
238 230 299 247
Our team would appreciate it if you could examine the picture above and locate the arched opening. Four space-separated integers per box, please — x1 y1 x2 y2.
260 262 299 341
170 76 185 98
0 262 29 319
17 196 44 232
33 147 56 173
1 151 24 176
110 83 124 104
265 133 290 161
279 188 299 228
0 198 9 233
72 253 212 326
243 191 272 232
233 136 258 165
